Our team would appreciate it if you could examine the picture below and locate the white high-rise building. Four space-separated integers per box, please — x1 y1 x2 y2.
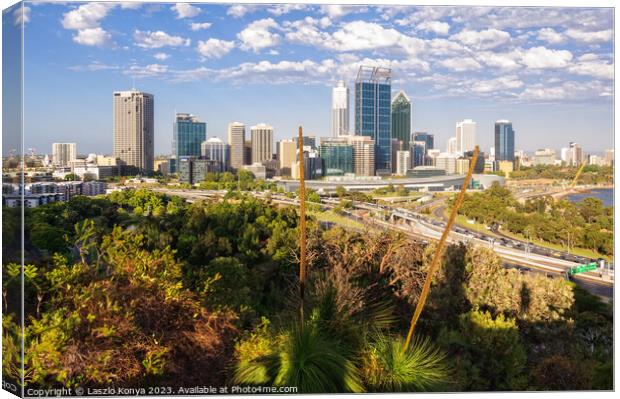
348 135 375 176
569 142 583 166
227 122 246 170
201 137 230 172
455 119 476 153
332 80 349 137
113 90 154 172
447 137 457 154
250 123 274 164
560 147 571 165
278 139 297 176
52 143 77 167
396 150 410 176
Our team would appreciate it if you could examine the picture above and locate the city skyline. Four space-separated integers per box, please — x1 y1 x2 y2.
5 2 614 156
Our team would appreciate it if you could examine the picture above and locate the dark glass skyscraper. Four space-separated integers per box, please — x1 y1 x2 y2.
355 66 392 175
171 113 206 173
319 139 353 176
413 132 434 151
391 91 411 149
494 120 515 162
411 141 426 167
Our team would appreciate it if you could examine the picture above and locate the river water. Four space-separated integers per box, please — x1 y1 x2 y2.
566 188 614 207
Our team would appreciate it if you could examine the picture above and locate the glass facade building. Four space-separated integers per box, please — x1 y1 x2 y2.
494 120 514 162
413 132 434 151
355 66 392 175
319 140 354 176
411 141 426 167
171 113 206 173
391 91 411 149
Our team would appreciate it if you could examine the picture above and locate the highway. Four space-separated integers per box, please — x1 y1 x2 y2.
151 188 613 298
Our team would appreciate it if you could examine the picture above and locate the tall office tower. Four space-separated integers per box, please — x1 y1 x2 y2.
560 147 571 165
171 113 206 173
494 120 515 162
604 149 614 167
250 123 273 164
349 135 375 176
569 142 583 166
278 139 297 176
412 132 434 152
319 138 354 176
391 90 411 149
293 135 317 150
227 122 246 171
244 140 252 165
447 137 457 154
113 90 154 172
332 80 349 137
390 139 402 173
455 119 476 153
355 66 392 175
411 140 426 167
396 150 410 176
51 143 77 167
201 137 230 172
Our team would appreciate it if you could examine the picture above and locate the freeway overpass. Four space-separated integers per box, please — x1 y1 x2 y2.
151 188 613 298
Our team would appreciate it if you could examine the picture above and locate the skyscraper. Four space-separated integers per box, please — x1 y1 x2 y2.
455 119 476 153
113 90 154 173
201 137 230 172
447 137 457 154
412 132 434 152
391 90 411 149
332 80 349 137
278 139 297 176
349 135 375 176
171 113 206 173
51 143 77 167
411 141 426 167
396 150 410 176
227 122 246 171
319 138 354 176
569 142 583 166
355 66 392 175
494 120 515 162
250 123 273 164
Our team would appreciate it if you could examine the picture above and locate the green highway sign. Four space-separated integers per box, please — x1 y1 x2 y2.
567 262 598 276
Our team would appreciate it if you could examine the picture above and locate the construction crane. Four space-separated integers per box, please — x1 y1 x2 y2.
570 160 587 188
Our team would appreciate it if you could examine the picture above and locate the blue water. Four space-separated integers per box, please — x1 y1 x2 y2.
566 188 614 207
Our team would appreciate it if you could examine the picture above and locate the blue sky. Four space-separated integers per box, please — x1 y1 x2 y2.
4 1 615 156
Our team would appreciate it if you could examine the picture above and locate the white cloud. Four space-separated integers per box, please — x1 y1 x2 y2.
197 39 235 59
62 3 115 30
268 4 307 16
319 5 359 19
477 50 522 70
440 57 482 71
520 85 567 101
68 61 118 72
124 64 169 79
73 27 112 47
227 5 257 18
133 30 190 48
450 28 511 50
521 46 573 69
416 21 450 36
13 5 30 26
237 18 280 52
569 59 613 80
565 29 612 43
171 3 201 19
537 28 564 44
471 75 523 93
153 52 170 61
190 22 212 31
